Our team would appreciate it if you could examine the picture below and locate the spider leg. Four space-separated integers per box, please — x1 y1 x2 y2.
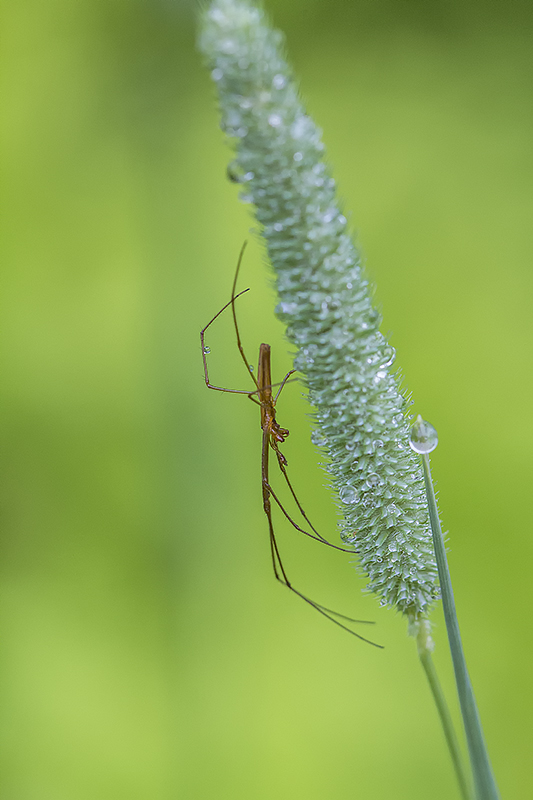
266 365 355 553
261 431 381 647
265 437 356 553
201 287 255 394
273 369 297 404
276 460 357 552
247 377 298 403
230 242 260 389
266 480 356 553
265 506 381 646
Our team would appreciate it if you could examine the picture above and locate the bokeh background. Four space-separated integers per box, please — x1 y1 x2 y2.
2 0 532 797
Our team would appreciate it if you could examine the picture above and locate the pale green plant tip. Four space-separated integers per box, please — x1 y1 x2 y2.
199 0 439 618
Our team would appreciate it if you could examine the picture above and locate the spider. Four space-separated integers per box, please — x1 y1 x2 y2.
201 243 380 647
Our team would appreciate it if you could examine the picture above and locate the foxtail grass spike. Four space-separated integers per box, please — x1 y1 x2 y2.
199 0 439 617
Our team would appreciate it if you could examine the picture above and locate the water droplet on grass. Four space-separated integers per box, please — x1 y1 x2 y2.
380 346 396 368
339 485 359 504
268 113 282 128
409 416 438 454
311 430 328 447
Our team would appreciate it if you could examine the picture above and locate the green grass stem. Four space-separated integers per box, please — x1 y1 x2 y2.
416 622 473 800
421 454 500 800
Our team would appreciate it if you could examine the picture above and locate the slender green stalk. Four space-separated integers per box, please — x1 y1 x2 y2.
421 452 500 800
416 620 473 800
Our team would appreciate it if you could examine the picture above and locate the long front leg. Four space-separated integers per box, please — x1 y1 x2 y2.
200 286 256 394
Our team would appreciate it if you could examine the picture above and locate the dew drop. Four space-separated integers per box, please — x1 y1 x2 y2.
211 68 223 81
293 151 303 162
409 415 438 454
379 346 396 368
248 364 254 372
291 115 309 139
339 485 359 504
209 8 225 22
366 473 382 489
220 38 237 54
311 429 328 447
278 301 298 315
272 74 287 89
268 113 282 128
203 345 211 355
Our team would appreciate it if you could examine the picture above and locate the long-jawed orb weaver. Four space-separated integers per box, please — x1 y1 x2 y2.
201 244 381 647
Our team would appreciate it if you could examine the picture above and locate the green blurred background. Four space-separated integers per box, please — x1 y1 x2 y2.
2 0 532 797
